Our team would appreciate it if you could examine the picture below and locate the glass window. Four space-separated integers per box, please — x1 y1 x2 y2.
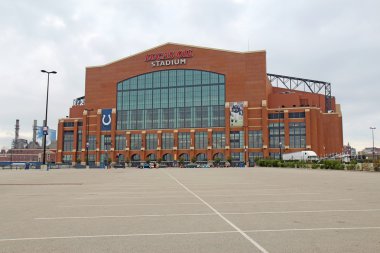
289 122 306 148
130 134 141 150
178 132 190 149
115 135 126 150
63 122 74 127
212 131 225 149
195 132 207 149
63 131 74 151
289 112 305 118
268 113 284 119
269 123 284 148
116 70 225 130
162 133 174 150
248 130 262 148
146 134 157 150
88 135 96 150
230 131 244 149
101 135 111 151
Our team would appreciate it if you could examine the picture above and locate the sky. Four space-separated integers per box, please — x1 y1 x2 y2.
0 0 379 151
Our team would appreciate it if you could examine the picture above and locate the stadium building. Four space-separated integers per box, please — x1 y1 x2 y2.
56 43 343 166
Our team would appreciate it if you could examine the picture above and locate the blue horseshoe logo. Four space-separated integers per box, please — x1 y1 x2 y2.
102 114 111 126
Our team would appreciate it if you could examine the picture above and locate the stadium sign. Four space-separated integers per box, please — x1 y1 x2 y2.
145 50 193 67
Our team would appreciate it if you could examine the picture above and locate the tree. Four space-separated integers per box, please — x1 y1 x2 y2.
191 156 197 163
178 157 185 166
214 157 221 166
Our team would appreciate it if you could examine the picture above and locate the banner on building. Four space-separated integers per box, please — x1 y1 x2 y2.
36 127 56 146
101 109 112 131
230 102 244 127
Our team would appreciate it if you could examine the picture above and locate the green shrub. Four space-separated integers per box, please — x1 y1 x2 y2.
311 163 320 169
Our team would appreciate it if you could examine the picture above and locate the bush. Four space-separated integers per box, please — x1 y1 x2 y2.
312 163 320 169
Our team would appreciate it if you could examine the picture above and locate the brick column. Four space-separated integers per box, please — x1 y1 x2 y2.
284 110 289 152
305 109 311 150
56 120 64 164
224 102 230 159
261 100 269 158
96 109 101 166
190 129 195 159
173 130 178 162
207 129 212 161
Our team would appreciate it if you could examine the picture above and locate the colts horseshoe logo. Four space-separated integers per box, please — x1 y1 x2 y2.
102 114 111 126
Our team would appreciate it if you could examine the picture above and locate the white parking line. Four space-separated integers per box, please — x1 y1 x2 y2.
36 208 380 220
59 198 353 208
35 213 215 220
2 227 380 243
165 171 270 253
223 208 380 215
245 226 380 233
74 192 320 200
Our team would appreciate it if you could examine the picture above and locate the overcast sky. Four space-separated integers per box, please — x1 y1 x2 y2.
0 0 379 151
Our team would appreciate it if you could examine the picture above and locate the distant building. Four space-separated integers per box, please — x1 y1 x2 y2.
0 149 56 163
359 147 380 159
343 143 356 156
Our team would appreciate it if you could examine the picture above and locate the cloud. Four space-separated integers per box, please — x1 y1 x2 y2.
0 0 379 151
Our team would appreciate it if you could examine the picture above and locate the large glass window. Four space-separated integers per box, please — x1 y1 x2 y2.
289 112 305 118
117 70 225 130
248 130 262 148
146 134 157 150
289 122 306 148
178 132 190 149
212 131 225 149
63 131 74 151
130 134 141 150
115 135 126 150
230 131 244 149
195 132 207 149
101 135 112 151
162 133 174 150
269 123 284 148
88 135 96 150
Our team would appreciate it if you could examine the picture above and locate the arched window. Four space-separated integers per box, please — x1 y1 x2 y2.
146 153 156 161
213 153 224 160
116 70 225 130
131 154 140 161
163 153 173 161
196 153 207 162
179 153 190 162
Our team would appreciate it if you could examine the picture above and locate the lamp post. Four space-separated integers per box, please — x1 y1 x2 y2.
85 108 94 166
370 127 376 161
41 70 57 166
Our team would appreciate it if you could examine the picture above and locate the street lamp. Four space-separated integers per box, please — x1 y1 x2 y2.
85 108 94 166
370 127 376 161
41 70 57 166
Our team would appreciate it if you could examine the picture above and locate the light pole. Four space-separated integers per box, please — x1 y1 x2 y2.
370 127 376 161
85 108 93 166
41 70 57 166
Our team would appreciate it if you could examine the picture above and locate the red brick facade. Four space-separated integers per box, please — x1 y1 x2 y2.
57 43 343 165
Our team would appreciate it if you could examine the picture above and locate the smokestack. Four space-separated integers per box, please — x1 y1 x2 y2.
15 119 19 141
33 120 37 143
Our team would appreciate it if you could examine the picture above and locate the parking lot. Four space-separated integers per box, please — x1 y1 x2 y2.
0 167 379 253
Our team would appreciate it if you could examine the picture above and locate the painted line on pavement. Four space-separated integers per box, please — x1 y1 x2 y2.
2 227 380 243
74 192 320 200
35 213 215 220
36 208 380 220
59 198 353 208
165 171 270 253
